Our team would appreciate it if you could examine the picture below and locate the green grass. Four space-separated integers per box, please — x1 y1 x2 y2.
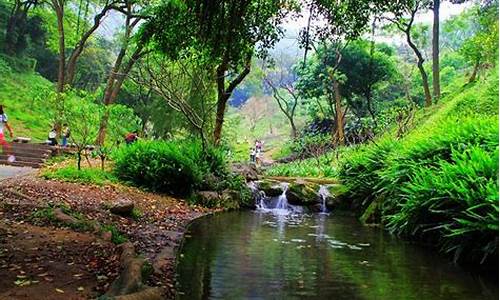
42 165 118 185
100 224 128 244
0 55 55 141
266 151 338 178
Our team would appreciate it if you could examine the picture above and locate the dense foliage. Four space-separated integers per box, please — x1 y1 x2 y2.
338 70 499 265
113 140 251 208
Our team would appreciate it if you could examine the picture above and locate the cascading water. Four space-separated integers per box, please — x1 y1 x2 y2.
248 182 267 210
275 182 290 211
318 185 330 213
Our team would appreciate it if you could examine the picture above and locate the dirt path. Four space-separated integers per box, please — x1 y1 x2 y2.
0 174 213 299
0 221 118 299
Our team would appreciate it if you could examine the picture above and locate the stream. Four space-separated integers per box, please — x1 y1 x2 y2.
175 187 498 299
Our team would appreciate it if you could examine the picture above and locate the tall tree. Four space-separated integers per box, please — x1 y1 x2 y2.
49 0 121 93
4 0 39 54
379 0 433 106
95 0 150 145
148 0 293 145
432 0 440 102
264 67 299 138
298 0 373 145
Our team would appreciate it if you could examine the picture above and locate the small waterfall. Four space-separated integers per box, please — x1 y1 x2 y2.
275 182 289 210
318 185 330 213
248 182 267 210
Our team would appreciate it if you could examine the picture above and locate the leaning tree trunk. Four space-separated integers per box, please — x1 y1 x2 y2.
432 0 441 103
405 29 432 107
333 78 345 145
469 60 480 83
289 117 297 139
212 60 251 146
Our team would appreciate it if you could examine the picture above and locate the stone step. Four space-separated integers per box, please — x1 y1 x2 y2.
0 155 46 163
1 149 51 159
0 160 42 168
11 143 54 151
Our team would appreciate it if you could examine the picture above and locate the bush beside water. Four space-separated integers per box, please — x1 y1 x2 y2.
113 140 250 208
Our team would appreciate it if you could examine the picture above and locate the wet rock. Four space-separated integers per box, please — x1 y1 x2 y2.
221 189 242 210
325 184 348 209
110 199 135 216
106 243 144 296
256 179 283 197
231 163 260 181
286 180 320 205
114 287 163 300
153 246 175 275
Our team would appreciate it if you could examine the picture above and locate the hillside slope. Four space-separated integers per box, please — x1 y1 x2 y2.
339 68 499 267
0 56 55 141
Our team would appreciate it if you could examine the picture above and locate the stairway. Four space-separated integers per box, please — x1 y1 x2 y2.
0 142 55 168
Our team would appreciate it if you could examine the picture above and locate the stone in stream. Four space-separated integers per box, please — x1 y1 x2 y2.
110 199 135 216
286 180 320 205
255 179 283 197
230 163 259 181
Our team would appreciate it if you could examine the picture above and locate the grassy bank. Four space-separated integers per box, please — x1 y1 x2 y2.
0 56 55 140
338 70 498 266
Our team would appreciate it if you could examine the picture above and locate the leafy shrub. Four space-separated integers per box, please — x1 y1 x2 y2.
113 140 203 196
338 138 399 211
113 140 230 197
385 146 498 264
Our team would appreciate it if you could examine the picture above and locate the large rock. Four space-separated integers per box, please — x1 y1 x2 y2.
195 191 221 208
110 199 135 216
231 163 260 181
255 179 283 197
286 180 320 205
325 184 348 209
220 189 242 210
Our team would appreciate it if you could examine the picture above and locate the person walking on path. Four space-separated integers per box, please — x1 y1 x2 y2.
0 105 15 162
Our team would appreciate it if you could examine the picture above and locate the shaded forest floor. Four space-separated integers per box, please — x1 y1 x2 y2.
0 173 214 299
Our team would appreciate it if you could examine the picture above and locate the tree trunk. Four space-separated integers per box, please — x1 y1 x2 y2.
333 78 344 145
77 151 82 170
96 110 109 146
468 60 480 83
289 117 297 138
405 29 432 107
96 47 144 145
54 3 65 93
65 5 114 85
212 60 251 145
432 0 440 102
213 91 229 146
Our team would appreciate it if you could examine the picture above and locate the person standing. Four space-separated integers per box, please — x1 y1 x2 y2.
249 147 256 163
0 105 15 162
61 123 70 147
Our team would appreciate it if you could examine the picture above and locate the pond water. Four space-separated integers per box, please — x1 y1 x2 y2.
175 211 498 300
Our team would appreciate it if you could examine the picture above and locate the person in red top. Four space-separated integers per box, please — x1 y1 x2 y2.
125 131 139 145
0 105 15 162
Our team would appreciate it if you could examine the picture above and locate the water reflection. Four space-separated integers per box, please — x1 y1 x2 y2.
176 211 498 300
